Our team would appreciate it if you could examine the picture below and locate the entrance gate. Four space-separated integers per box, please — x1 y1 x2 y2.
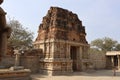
70 46 77 71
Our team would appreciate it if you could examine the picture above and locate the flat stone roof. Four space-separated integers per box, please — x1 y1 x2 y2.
106 51 120 56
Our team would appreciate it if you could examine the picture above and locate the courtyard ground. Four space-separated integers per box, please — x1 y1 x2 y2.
31 70 120 80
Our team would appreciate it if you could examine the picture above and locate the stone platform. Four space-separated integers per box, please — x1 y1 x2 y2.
0 69 31 80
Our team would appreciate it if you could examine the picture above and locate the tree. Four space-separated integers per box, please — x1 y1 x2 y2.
7 19 34 49
115 44 120 51
91 37 118 52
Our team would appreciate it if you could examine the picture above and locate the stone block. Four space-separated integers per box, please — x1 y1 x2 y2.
9 66 24 71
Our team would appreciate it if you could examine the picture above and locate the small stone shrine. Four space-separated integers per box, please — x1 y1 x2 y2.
34 7 90 75
106 51 120 69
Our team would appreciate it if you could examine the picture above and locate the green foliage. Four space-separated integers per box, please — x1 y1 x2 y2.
7 19 34 49
91 37 118 52
91 38 103 50
89 48 104 54
115 44 120 51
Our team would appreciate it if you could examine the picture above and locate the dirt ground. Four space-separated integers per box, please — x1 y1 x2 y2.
31 70 120 80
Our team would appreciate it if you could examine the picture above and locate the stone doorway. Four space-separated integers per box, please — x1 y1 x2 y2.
106 51 120 69
70 46 78 71
106 55 120 69
114 56 118 67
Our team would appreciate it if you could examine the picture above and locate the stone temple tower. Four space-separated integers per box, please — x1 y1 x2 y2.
34 7 90 75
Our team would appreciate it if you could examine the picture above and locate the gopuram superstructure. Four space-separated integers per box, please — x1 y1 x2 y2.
34 7 90 75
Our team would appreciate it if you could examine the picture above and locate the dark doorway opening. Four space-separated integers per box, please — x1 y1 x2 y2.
70 46 77 71
114 56 118 67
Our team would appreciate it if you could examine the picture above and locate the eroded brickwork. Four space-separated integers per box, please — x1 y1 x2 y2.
34 7 90 75
36 7 87 43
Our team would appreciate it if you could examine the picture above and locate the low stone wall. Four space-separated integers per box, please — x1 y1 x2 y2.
0 69 31 80
0 56 40 74
89 52 106 69
21 56 39 73
0 56 15 68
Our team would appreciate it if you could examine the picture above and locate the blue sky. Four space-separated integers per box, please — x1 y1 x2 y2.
1 0 120 43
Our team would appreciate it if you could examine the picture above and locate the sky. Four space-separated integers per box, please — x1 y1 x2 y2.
1 0 120 43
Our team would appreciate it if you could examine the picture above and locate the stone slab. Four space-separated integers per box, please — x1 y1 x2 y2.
0 69 31 80
9 66 24 71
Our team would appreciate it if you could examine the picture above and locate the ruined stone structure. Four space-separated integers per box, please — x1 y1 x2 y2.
0 0 11 58
0 49 42 73
0 1 31 80
89 51 120 70
89 52 106 69
106 51 120 69
34 7 90 75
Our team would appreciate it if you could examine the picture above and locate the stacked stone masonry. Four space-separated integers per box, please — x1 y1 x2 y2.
0 69 31 80
0 49 42 74
34 7 90 75
89 52 106 69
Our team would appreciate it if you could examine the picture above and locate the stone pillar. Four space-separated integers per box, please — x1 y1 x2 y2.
52 42 55 58
0 32 7 56
9 49 24 70
14 50 21 66
111 56 114 67
79 46 83 71
42 41 46 58
68 44 70 59
0 4 7 57
79 46 82 59
117 55 120 69
0 1 11 58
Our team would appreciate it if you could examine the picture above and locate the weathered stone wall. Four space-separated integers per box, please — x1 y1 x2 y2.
106 56 113 69
0 56 40 73
0 56 15 68
0 77 30 80
89 52 106 69
0 69 31 80
21 56 40 73
35 7 88 44
33 7 90 75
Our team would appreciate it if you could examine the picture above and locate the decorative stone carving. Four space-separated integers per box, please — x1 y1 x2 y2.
14 50 21 66
34 7 90 75
35 7 88 43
